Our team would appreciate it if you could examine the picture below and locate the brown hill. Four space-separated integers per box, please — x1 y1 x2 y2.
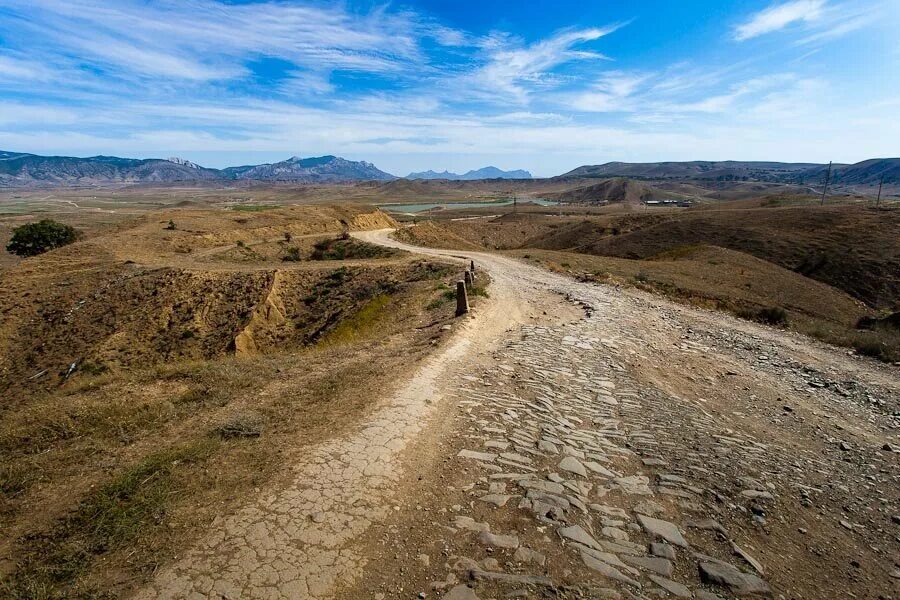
526 205 900 309
545 178 672 205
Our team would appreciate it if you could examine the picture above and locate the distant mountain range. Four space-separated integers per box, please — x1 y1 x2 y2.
406 166 532 180
3 151 896 188
0 152 395 187
558 159 899 185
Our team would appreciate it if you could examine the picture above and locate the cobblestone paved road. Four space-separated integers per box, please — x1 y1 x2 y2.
136 230 899 600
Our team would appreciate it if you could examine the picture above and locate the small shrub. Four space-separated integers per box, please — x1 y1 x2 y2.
282 247 302 262
284 232 293 243
853 340 886 359
214 415 263 439
165 220 176 230
757 306 788 326
6 219 78 257
79 361 108 376
737 306 788 326
235 240 245 248
311 237 394 261
635 271 650 283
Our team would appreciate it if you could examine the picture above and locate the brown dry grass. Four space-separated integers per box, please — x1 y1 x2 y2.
0 203 483 598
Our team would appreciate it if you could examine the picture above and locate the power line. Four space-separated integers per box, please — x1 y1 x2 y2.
875 174 884 208
820 161 832 205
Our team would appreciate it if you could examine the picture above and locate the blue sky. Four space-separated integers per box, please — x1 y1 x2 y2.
0 0 897 176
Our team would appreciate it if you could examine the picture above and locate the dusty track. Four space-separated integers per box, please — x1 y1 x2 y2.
135 229 898 599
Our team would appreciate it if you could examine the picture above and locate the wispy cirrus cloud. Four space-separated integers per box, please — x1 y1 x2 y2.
734 0 826 41
0 0 435 82
462 25 624 103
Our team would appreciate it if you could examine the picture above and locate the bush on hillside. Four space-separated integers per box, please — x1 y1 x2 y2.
737 306 789 326
6 219 78 257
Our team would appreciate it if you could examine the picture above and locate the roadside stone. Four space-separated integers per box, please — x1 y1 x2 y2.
453 516 490 532
538 440 559 454
558 524 602 550
519 479 566 495
513 547 546 566
686 518 728 535
650 542 676 560
479 494 512 507
699 561 772 596
622 555 674 577
580 552 642 588
615 475 653 495
478 530 519 549
633 499 666 516
577 544 641 576
591 504 630 519
637 514 689 547
648 575 691 598
584 461 617 477
459 449 497 462
559 456 588 477
442 585 480 600
601 526 630 541
731 541 764 574
469 571 553 586
740 490 774 501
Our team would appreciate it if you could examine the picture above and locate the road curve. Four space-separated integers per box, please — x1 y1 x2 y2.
135 228 899 600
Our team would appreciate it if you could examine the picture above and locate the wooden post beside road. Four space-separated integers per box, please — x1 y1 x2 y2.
464 270 474 289
470 260 475 273
455 280 469 316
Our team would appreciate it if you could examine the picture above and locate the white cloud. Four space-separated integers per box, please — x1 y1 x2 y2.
0 0 437 81
734 0 826 41
464 26 622 103
0 55 56 81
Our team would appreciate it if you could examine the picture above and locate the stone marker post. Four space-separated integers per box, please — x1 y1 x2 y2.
470 260 475 272
455 280 469 316
464 270 474 289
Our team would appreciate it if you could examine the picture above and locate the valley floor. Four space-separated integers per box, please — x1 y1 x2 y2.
132 229 898 600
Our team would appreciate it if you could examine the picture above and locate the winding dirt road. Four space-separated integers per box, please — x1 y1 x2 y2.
135 229 898 600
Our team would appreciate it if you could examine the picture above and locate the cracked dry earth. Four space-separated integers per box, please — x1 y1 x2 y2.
136 230 898 600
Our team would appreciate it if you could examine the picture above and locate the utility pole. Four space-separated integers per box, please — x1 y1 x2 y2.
820 161 832 205
875 174 884 208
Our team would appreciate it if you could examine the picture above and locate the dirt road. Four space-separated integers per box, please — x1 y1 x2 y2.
136 229 898 599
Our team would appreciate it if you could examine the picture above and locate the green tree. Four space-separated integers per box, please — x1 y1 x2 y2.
6 219 78 257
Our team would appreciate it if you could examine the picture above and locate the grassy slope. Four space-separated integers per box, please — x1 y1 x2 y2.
396 204 899 361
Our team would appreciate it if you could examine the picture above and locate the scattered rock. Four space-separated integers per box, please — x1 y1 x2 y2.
580 551 642 588
512 546 546 566
458 449 497 462
648 575 692 598
442 585 480 600
559 456 588 477
478 530 519 549
622 554 674 577
479 494 512 507
637 514 689 547
650 542 677 560
698 561 772 596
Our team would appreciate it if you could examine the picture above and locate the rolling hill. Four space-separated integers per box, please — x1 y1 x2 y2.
557 158 900 186
544 178 678 205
